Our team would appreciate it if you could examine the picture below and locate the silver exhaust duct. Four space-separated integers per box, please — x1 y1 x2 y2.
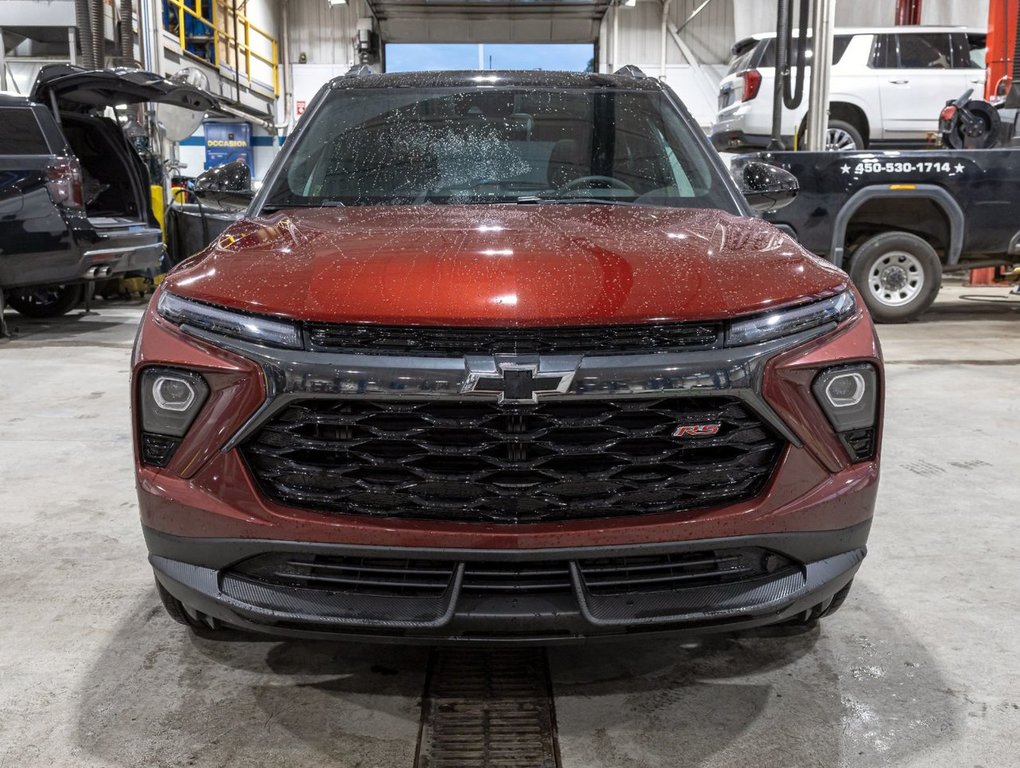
75 0 95 69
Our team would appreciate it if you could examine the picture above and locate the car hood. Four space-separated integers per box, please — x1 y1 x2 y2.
31 65 216 113
164 205 848 326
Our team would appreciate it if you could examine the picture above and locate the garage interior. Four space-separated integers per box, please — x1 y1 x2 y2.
1 0 1019 766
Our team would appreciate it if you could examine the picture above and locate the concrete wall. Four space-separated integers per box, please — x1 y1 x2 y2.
288 0 372 66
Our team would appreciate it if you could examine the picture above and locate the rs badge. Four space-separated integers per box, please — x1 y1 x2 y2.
674 423 721 437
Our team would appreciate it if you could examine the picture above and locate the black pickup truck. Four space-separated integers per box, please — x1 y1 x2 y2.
750 149 1020 322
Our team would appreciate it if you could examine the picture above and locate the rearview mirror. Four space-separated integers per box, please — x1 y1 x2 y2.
737 160 799 212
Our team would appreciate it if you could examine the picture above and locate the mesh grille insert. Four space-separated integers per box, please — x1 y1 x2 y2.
241 397 783 524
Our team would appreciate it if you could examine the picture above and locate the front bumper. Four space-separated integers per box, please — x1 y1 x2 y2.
134 291 883 642
147 522 868 644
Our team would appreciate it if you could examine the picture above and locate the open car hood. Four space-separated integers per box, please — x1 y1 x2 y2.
30 65 216 113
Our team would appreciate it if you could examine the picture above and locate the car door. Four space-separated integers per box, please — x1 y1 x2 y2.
874 32 972 142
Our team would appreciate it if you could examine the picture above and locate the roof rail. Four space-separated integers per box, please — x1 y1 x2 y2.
345 64 375 77
613 65 647 79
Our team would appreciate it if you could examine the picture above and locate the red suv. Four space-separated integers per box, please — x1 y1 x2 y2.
133 69 882 643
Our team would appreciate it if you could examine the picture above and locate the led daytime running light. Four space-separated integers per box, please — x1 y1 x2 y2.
727 291 856 347
157 291 302 349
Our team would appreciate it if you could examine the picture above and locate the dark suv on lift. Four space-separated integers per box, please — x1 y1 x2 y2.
0 65 212 318
135 69 883 643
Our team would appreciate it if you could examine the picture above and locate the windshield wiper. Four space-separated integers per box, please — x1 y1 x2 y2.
515 196 635 206
261 200 346 212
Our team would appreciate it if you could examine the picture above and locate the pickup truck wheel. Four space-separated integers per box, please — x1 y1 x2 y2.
5 284 83 319
849 233 941 322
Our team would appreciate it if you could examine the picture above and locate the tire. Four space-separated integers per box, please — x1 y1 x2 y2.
787 579 854 625
798 118 866 151
5 284 83 318
825 119 865 151
816 579 853 619
156 579 210 631
849 232 942 323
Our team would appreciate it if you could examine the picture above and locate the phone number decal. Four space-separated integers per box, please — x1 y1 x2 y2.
842 161 965 176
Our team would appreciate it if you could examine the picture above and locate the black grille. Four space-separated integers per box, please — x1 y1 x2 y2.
304 322 722 356
141 433 180 467
241 396 783 524
228 547 792 600
577 548 789 595
233 553 456 597
462 562 573 595
841 428 876 462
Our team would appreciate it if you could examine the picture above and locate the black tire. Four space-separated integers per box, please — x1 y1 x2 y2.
816 579 853 619
787 579 854 625
156 579 209 631
825 119 865 151
849 232 942 323
798 118 866 151
5 284 83 318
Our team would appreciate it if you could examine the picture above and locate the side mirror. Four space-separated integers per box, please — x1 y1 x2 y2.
194 159 254 209
195 159 252 193
195 188 255 210
738 160 799 212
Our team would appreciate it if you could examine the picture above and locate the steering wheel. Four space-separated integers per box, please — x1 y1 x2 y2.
560 175 636 194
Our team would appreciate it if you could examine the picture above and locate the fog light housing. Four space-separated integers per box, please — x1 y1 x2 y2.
152 375 198 412
824 371 867 408
139 367 209 466
812 365 878 461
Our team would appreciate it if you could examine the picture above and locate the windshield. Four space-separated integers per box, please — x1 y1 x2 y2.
259 86 736 212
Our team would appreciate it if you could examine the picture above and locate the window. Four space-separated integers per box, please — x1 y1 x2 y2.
384 44 595 73
755 35 855 69
726 40 762 75
897 33 953 69
871 34 895 69
0 108 50 155
951 32 985 69
261 87 734 213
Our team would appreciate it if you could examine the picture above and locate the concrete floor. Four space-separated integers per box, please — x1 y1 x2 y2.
1 286 1018 767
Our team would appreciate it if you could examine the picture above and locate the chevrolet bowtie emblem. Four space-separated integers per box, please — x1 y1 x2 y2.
463 363 575 404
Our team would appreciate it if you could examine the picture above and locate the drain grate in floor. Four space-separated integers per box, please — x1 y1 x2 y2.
414 648 561 768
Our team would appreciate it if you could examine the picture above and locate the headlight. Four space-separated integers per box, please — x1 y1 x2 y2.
157 290 302 349
138 367 210 467
726 291 856 347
